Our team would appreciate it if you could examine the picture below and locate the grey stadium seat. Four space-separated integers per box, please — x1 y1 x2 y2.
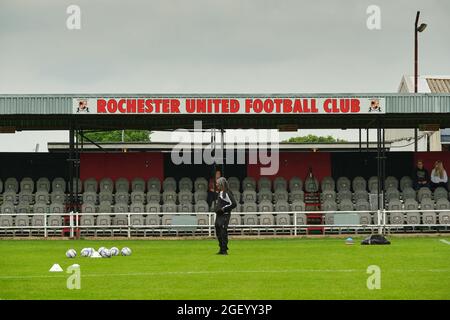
368 176 379 193
113 204 128 225
47 214 63 227
130 191 145 204
273 177 287 191
82 203 96 214
295 213 307 225
275 213 291 225
83 178 97 193
52 177 66 193
304 176 319 193
179 177 193 191
321 176 335 192
4 177 19 193
322 200 337 225
131 178 146 192
243 214 258 225
352 176 366 192
98 201 112 213
99 178 114 193
353 190 368 202
146 202 161 213
388 199 403 224
96 214 111 226
421 198 436 224
273 189 289 203
71 178 83 194
385 176 399 190
338 199 354 213
337 177 351 192
15 214 30 226
404 199 420 224
33 203 48 214
400 176 413 191
289 177 303 191
274 200 290 212
49 203 65 214
147 190 161 203
0 215 13 227
355 199 372 225
115 178 129 192
80 214 95 226
258 189 273 203
20 177 34 193
178 190 193 204
194 190 208 203
291 201 305 212
2 191 16 204
35 191 50 204
229 214 242 226
228 177 240 192
163 177 177 191
129 203 145 226
242 177 256 191
18 191 33 204
16 203 30 214
289 189 305 202
82 191 97 204
36 177 51 193
402 187 416 201
146 212 161 226
258 200 273 213
31 212 45 226
195 200 209 213
194 177 208 192
162 191 177 204
50 191 65 204
130 203 144 213
197 214 210 225
162 214 174 225
385 188 400 202
162 202 177 213
436 198 450 224
258 177 272 191
418 187 432 203
259 213 275 226
242 190 257 203
98 191 114 204
321 190 336 203
115 191 130 204
1 203 15 215
433 187 448 201
147 178 161 192
178 203 193 213
242 202 257 213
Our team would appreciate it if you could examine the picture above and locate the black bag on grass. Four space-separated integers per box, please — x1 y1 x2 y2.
361 234 391 245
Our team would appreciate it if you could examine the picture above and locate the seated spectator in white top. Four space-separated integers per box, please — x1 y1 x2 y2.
430 160 448 191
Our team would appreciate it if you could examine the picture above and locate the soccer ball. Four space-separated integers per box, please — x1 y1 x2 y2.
98 247 106 255
110 247 119 256
121 247 132 256
81 248 93 257
100 248 112 258
66 249 77 258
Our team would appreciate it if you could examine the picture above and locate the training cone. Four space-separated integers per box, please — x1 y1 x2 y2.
49 263 63 272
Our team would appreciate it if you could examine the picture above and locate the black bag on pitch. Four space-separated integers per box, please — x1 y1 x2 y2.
361 234 391 245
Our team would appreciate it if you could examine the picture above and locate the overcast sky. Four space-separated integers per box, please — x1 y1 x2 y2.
0 0 449 151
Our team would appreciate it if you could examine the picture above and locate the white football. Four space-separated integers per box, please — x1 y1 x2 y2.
100 248 111 258
110 247 119 256
121 247 132 256
98 247 106 254
66 249 77 258
81 248 93 257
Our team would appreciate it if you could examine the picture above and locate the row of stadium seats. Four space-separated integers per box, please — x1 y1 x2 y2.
2 175 440 194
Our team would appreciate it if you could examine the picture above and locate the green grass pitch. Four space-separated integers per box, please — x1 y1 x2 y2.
0 236 449 300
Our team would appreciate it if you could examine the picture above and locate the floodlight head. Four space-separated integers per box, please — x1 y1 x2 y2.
417 23 427 32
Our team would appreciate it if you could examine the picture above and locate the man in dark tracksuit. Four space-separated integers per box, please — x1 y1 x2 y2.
214 177 237 255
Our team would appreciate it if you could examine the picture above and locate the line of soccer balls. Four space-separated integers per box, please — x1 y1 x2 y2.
65 247 132 258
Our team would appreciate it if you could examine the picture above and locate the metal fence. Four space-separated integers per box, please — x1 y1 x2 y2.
0 209 449 238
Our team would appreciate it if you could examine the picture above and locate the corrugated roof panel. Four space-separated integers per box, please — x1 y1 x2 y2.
427 79 450 93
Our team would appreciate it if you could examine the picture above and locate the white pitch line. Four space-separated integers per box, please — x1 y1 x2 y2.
0 269 449 280
439 239 450 245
